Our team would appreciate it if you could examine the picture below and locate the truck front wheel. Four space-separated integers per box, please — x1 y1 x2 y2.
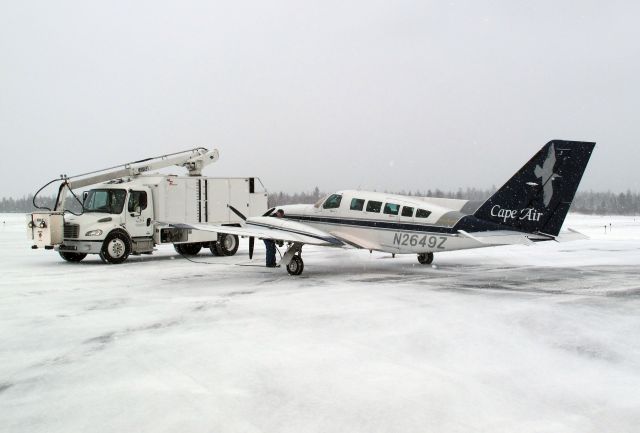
59 251 87 262
100 231 131 264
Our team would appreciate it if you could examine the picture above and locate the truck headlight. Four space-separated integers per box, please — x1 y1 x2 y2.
85 229 103 236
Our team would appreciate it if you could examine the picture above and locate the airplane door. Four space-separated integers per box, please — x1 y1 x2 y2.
125 189 153 237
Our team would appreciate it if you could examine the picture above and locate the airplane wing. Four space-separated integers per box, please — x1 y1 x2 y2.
164 216 344 247
327 230 383 251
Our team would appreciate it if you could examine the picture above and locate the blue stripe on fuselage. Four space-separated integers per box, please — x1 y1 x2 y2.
283 214 516 235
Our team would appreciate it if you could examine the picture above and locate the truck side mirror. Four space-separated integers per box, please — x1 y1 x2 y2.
83 191 88 203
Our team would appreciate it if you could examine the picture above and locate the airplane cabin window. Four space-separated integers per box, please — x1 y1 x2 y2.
350 198 365 211
383 203 400 215
416 209 431 218
366 200 382 213
323 194 343 209
401 206 414 217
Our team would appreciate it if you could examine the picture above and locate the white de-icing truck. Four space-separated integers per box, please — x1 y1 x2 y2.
27 148 268 263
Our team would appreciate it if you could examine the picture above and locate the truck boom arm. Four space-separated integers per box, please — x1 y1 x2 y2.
53 147 219 211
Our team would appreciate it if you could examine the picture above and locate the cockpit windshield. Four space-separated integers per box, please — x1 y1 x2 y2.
322 194 343 209
314 194 330 208
83 189 127 214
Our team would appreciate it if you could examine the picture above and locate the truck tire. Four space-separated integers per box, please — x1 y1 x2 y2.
59 251 87 262
208 242 220 256
99 230 131 264
215 234 239 256
177 243 202 255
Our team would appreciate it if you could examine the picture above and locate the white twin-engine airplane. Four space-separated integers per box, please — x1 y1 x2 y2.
170 140 595 275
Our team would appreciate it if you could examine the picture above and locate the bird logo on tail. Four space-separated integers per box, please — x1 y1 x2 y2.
534 143 560 206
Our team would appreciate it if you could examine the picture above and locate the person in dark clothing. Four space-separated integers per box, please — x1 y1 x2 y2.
264 239 277 267
264 209 285 267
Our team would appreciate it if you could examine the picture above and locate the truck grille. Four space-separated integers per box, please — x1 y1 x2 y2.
64 223 80 239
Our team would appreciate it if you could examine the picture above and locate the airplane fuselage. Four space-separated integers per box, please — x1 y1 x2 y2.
277 190 536 255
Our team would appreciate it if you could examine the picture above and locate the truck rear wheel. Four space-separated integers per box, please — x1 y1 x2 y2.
59 251 87 262
99 231 131 264
176 243 202 255
208 242 220 256
215 234 239 256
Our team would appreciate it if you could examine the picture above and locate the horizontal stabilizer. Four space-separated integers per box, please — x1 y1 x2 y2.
457 230 537 246
554 228 589 242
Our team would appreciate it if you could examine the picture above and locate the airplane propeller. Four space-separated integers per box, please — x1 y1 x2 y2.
248 236 255 260
227 204 259 260
227 204 247 221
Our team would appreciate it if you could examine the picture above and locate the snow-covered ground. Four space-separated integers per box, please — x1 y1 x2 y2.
2 213 640 433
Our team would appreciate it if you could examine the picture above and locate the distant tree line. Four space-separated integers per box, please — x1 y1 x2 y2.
3 189 640 215
1 195 57 213
570 190 640 215
267 187 325 208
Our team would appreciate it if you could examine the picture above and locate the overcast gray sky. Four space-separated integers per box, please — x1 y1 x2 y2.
1 0 639 198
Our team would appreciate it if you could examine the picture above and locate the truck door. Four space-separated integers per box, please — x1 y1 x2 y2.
126 188 154 237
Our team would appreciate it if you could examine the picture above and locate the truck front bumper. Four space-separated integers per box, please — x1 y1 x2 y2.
57 239 103 254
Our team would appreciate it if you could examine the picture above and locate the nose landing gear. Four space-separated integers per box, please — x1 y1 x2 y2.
281 242 305 275
286 255 304 275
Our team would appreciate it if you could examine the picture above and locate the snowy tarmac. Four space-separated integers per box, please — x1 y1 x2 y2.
2 213 640 433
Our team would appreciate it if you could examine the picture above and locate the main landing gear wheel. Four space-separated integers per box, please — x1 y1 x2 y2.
214 234 239 256
417 252 434 265
59 251 87 262
100 231 131 264
175 243 202 255
286 255 304 276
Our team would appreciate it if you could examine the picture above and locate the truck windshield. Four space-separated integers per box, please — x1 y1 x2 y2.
83 189 127 214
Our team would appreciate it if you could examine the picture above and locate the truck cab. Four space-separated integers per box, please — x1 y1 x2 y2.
59 186 155 263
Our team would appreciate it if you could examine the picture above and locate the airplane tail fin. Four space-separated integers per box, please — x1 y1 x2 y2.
473 140 595 236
